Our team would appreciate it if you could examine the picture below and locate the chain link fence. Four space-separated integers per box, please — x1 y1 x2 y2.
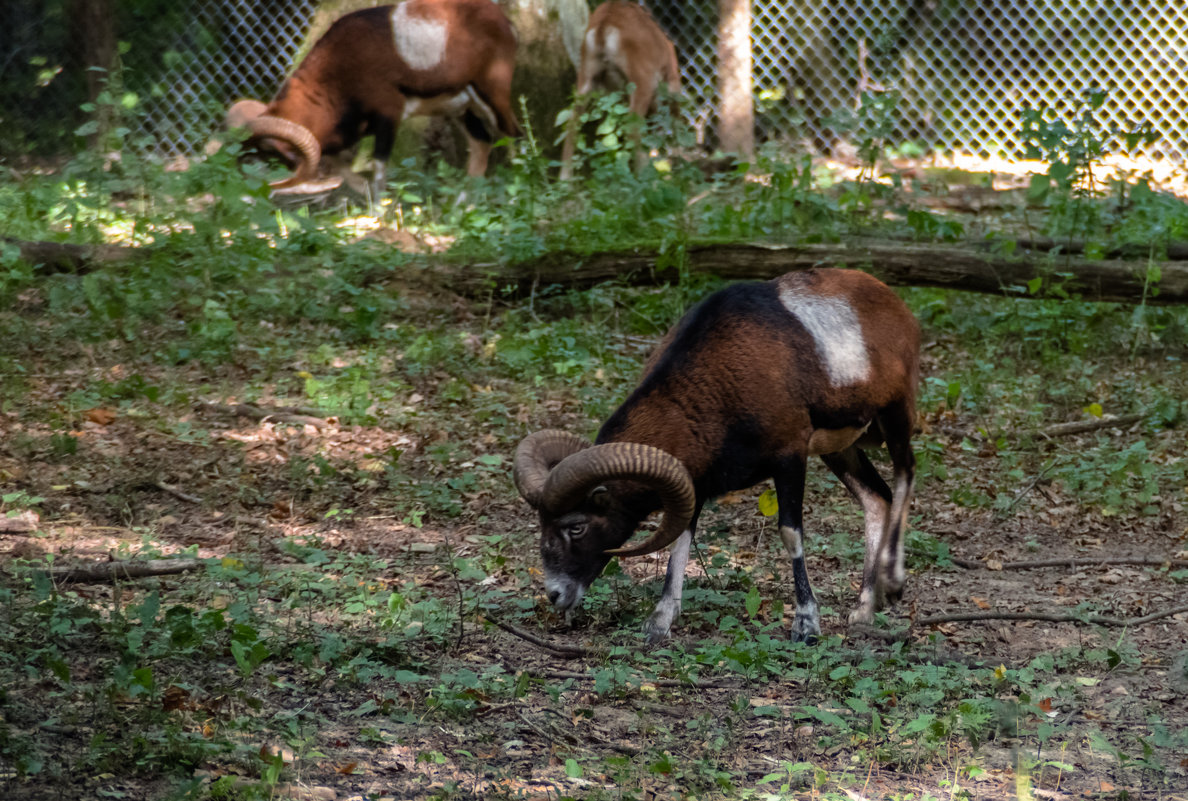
2 0 1185 160
649 0 1188 159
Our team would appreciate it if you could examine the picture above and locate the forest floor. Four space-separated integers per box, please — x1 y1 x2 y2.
2 277 1186 801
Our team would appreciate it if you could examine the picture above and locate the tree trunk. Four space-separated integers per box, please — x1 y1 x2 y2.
499 0 586 154
72 0 117 149
717 0 753 157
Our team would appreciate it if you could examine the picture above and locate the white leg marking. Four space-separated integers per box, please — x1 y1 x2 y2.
779 525 803 559
854 484 888 563
777 287 870 386
368 158 386 200
391 3 448 71
644 530 692 644
780 525 820 641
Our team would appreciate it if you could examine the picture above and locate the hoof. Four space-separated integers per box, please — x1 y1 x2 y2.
644 598 680 646
791 614 821 645
791 629 819 646
643 620 671 646
644 612 674 645
848 606 874 626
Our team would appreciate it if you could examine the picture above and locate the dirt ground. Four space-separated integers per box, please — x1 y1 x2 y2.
2 387 1186 800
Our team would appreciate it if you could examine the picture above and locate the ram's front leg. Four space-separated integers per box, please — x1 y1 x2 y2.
643 527 694 644
775 453 819 643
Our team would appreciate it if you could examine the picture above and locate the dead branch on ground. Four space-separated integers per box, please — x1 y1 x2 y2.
485 616 593 659
949 556 1188 571
15 230 1188 305
915 603 1188 628
195 401 333 429
1041 414 1144 438
41 558 204 584
154 480 202 505
533 669 744 690
459 240 1188 305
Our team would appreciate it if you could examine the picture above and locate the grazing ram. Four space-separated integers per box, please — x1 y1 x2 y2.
226 0 521 196
514 268 920 643
559 1 681 180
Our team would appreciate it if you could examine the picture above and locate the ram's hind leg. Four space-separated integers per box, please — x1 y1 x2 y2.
774 454 819 643
877 403 916 604
820 446 892 625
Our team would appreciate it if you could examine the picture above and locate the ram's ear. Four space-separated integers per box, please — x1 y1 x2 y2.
588 485 610 510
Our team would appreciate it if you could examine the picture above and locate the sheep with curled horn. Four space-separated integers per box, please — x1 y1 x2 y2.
514 268 921 644
226 0 521 198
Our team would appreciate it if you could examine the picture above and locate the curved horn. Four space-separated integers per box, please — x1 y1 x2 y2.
513 430 590 508
225 99 267 129
541 442 696 558
244 115 321 186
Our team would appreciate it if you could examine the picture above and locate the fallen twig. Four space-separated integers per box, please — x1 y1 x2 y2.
196 401 332 429
1010 235 1188 261
915 603 1188 628
154 480 202 505
1041 414 1144 438
1004 460 1055 513
932 413 1145 444
42 558 204 584
485 616 593 659
949 555 1188 571
533 669 744 690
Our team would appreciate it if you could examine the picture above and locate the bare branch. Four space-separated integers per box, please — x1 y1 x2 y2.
916 603 1188 628
948 555 1188 571
195 401 332 429
485 616 592 659
41 558 204 584
1041 414 1144 438
154 481 202 505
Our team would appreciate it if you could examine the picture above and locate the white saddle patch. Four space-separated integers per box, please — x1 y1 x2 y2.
392 2 448 71
778 288 871 386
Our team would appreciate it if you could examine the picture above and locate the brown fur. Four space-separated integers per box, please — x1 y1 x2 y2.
237 0 521 187
581 268 920 640
559 2 681 179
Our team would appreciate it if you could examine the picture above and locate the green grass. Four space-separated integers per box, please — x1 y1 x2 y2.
2 93 1188 799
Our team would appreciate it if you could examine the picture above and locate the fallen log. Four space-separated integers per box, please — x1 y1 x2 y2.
13 231 1188 304
463 241 1188 304
3 236 146 273
43 558 204 584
